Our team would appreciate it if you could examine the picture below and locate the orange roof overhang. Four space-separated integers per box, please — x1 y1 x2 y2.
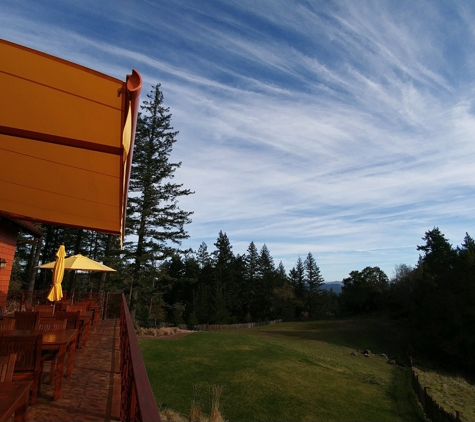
0 39 142 244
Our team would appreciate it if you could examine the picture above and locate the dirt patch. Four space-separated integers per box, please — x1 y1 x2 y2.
137 329 196 340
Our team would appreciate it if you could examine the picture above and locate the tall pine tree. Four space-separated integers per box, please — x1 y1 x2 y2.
304 252 324 317
244 241 259 319
126 84 194 321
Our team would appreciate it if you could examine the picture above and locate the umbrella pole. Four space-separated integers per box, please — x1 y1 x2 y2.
71 271 77 303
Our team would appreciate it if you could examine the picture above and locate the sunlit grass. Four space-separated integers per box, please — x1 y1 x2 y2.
413 366 475 421
139 317 425 421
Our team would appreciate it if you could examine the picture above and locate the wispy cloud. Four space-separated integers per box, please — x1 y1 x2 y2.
1 0 475 280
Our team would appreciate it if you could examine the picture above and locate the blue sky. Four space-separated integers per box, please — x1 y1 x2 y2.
2 0 475 281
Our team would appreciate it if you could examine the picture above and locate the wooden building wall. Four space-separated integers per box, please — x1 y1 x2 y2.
0 219 19 312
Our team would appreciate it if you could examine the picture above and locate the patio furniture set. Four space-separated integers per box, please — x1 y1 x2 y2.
0 298 100 421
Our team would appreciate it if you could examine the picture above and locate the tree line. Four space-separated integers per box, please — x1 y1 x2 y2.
338 227 475 376
12 225 338 324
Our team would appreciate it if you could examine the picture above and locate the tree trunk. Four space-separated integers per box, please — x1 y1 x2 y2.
129 284 137 323
27 240 42 292
74 228 83 254
98 234 114 295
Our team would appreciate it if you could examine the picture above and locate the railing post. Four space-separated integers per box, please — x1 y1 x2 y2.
104 292 109 319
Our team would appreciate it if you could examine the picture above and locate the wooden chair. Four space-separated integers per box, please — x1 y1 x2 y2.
54 311 80 330
57 299 72 312
66 304 87 316
54 311 82 347
75 301 92 311
34 305 54 317
37 320 67 384
75 300 100 328
0 319 15 330
13 312 39 330
0 353 16 382
37 319 67 332
0 334 43 404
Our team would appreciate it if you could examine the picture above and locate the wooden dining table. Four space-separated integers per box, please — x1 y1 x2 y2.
0 329 78 401
0 381 32 422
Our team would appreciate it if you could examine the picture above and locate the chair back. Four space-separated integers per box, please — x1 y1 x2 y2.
37 319 67 331
0 319 15 330
0 335 43 404
58 299 72 311
75 301 93 311
66 304 87 316
54 311 80 329
35 304 54 317
0 334 43 373
13 311 39 330
0 353 17 382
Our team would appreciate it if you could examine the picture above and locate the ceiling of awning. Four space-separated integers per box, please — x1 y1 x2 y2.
0 39 142 243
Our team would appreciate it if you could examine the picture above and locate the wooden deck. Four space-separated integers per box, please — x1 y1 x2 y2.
23 319 121 422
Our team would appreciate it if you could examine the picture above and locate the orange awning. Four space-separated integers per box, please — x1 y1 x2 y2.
0 39 141 243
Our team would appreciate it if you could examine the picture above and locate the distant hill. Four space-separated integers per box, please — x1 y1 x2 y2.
320 281 343 295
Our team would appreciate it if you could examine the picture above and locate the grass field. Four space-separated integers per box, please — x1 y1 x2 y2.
139 317 426 421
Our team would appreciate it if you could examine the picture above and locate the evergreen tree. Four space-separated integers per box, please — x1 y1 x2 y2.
304 252 324 317
256 244 276 319
243 241 259 319
211 231 235 322
213 231 234 283
272 261 295 320
245 242 259 282
126 84 194 321
417 227 456 284
232 254 247 321
276 261 288 288
196 242 212 269
289 257 305 303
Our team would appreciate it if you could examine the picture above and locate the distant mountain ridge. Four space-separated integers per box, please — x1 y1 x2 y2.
320 281 343 294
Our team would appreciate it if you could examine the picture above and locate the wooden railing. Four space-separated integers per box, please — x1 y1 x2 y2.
7 290 123 320
9 290 102 314
120 293 161 422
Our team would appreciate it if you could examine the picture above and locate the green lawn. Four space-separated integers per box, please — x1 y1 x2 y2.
139 317 425 421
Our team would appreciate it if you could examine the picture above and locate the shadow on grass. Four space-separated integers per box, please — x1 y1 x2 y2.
257 316 411 358
387 366 427 421
258 318 425 421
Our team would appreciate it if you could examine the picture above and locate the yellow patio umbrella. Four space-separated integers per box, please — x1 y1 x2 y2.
38 253 116 301
37 254 116 272
46 245 66 302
